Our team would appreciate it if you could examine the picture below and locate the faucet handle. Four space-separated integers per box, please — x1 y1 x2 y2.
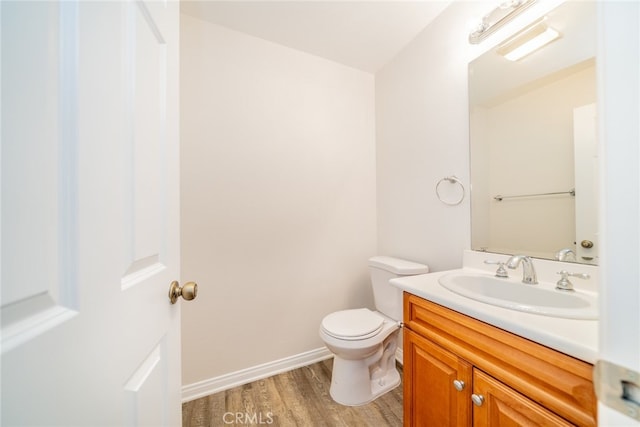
556 270 590 291
484 260 508 278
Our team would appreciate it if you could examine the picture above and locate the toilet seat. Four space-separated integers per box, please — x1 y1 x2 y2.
321 308 385 341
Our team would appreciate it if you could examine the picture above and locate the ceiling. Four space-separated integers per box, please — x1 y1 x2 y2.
180 1 453 73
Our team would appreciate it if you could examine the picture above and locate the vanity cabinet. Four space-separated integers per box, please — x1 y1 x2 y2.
403 293 597 427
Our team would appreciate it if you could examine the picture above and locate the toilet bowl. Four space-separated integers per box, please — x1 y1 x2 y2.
319 256 429 406
320 308 402 405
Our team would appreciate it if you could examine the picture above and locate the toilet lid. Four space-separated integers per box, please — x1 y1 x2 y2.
321 308 384 340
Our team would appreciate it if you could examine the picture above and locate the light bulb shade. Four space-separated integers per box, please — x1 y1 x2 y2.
497 21 561 61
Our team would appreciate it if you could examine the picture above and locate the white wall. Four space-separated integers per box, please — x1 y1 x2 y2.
375 2 480 271
180 14 377 386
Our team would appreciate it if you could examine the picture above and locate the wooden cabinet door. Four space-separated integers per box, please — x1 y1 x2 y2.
472 369 573 427
404 329 472 427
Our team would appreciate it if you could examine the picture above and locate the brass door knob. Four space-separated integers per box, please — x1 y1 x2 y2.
169 281 198 304
581 240 594 249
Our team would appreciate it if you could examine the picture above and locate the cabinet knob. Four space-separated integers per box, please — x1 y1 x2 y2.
452 380 465 391
471 394 485 406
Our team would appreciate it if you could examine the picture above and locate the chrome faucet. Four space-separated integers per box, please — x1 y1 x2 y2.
506 255 538 284
555 248 577 262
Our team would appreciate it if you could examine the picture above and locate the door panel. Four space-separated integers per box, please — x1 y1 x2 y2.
122 0 168 286
1 0 78 353
124 341 169 427
472 369 573 427
404 329 472 427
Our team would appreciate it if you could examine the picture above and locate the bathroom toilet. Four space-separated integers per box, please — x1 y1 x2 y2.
319 256 429 406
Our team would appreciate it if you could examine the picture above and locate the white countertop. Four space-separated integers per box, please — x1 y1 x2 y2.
391 266 599 364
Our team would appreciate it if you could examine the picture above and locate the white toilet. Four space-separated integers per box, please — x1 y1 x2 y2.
319 256 429 406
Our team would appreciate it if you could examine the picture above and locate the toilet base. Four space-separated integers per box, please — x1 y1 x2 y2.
328 333 401 406
329 357 401 406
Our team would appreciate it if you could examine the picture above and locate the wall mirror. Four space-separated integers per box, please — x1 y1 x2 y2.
469 1 598 265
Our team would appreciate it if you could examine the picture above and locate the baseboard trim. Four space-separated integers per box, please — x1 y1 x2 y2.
181 347 333 403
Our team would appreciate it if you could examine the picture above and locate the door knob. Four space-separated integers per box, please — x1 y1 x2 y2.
581 240 594 248
169 281 198 304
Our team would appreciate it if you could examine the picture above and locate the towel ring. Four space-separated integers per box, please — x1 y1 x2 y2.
436 176 465 206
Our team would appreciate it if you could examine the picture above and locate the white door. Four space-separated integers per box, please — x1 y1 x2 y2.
573 103 598 264
597 1 640 426
1 1 184 425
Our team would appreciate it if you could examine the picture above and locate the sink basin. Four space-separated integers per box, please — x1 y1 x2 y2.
438 272 598 320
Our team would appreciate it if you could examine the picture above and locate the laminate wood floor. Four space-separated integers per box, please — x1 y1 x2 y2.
182 358 403 427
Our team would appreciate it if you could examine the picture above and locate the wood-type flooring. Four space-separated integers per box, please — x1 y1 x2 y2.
182 358 403 427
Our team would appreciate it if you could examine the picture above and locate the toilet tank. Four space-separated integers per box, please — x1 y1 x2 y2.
368 256 429 321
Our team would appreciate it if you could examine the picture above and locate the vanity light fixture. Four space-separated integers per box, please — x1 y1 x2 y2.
497 18 561 61
469 0 536 44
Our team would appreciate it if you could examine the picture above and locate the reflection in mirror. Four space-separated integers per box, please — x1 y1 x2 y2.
469 1 598 265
